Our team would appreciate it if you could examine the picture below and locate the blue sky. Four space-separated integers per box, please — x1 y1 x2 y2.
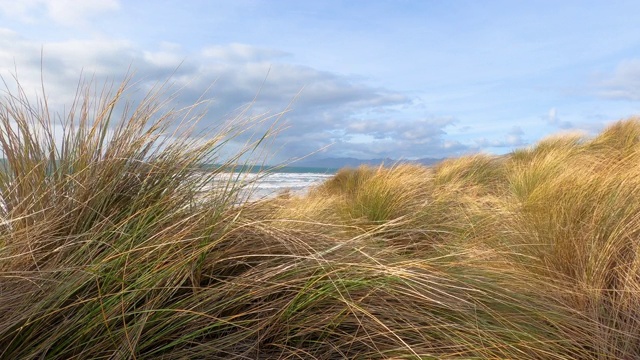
0 0 639 162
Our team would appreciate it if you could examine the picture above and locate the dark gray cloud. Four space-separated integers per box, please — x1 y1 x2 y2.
0 33 463 162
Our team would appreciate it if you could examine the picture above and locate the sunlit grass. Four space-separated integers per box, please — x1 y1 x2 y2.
2 74 640 359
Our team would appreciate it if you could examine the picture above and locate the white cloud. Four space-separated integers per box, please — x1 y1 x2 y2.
548 107 557 122
0 35 138 106
0 0 120 26
0 0 42 23
598 59 640 101
505 126 525 146
324 116 463 159
48 0 120 26
201 43 290 63
545 107 573 129
144 43 187 69
1 32 456 161
474 126 527 149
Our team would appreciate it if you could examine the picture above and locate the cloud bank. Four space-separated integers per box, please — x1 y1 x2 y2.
0 30 464 162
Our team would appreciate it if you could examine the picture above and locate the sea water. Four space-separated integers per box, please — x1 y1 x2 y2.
209 166 337 201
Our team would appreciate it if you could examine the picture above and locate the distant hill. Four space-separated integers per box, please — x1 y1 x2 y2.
294 157 443 169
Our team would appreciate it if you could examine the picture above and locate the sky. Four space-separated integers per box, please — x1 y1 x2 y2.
0 0 639 163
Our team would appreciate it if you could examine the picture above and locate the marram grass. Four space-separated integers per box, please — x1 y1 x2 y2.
1 76 640 359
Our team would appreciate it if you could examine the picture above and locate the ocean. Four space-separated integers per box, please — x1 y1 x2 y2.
211 166 338 201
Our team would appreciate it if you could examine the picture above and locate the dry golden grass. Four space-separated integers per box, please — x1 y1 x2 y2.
2 74 640 359
262 118 640 358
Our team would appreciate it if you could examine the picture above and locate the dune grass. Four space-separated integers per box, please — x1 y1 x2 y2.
1 75 640 359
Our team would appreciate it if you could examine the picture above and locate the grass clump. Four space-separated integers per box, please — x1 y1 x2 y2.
3 72 640 359
264 118 640 358
0 76 276 358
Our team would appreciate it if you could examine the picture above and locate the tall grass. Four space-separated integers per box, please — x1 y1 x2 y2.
260 118 640 358
0 76 280 358
2 73 640 359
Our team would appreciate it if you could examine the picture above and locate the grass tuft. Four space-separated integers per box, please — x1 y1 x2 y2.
3 74 640 359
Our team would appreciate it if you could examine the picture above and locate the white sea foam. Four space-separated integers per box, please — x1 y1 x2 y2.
243 172 333 200
203 171 334 201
